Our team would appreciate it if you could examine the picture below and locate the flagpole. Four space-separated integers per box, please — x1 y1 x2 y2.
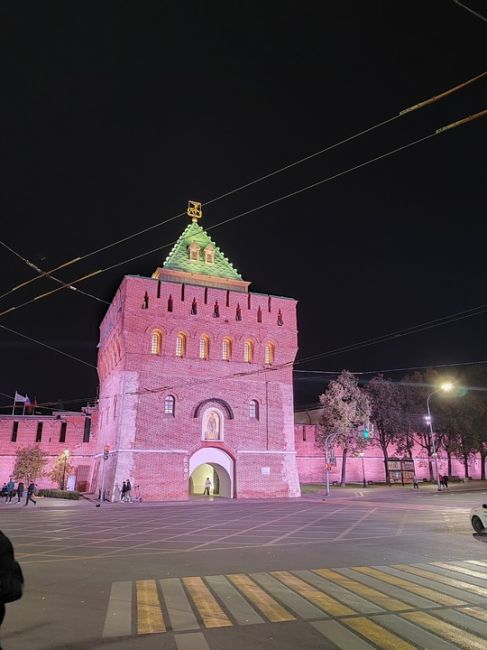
11 392 16 415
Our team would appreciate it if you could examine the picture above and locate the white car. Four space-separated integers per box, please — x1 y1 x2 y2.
470 504 487 534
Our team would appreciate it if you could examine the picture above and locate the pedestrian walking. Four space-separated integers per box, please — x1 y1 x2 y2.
203 477 212 496
125 479 132 502
120 481 127 502
413 477 419 489
16 482 24 503
24 482 36 506
0 528 24 650
5 479 15 503
442 475 449 489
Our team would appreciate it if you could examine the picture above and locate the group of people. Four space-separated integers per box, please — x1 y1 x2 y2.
412 475 449 489
120 479 132 502
2 478 37 506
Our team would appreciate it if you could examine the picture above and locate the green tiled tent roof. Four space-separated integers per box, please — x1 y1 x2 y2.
163 222 243 280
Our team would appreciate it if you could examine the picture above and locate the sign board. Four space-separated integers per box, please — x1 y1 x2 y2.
261 467 270 475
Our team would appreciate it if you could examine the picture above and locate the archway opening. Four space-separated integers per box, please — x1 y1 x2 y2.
188 447 234 498
189 462 231 498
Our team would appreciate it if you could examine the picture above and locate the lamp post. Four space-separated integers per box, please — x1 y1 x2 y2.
61 449 69 490
359 452 366 488
426 382 454 491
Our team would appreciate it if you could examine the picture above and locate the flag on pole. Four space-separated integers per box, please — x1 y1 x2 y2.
23 395 32 415
14 391 27 403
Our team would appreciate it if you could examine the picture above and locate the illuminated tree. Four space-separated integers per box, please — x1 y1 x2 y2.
317 370 370 486
13 445 48 483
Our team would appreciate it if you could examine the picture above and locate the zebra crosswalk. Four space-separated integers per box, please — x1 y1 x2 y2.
102 559 487 648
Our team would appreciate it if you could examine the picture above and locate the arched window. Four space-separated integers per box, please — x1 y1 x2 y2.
176 333 186 358
265 342 275 365
222 337 232 361
244 339 254 363
203 408 223 441
164 395 175 416
249 399 259 420
150 330 162 355
199 335 210 360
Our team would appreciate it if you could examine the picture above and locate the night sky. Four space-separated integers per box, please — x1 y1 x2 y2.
0 1 486 412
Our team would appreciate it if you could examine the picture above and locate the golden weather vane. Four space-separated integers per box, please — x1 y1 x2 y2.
187 200 203 222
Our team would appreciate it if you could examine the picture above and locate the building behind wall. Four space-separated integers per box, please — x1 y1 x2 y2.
93 210 301 501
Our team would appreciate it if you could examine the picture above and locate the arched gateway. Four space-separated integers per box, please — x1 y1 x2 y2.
189 447 234 498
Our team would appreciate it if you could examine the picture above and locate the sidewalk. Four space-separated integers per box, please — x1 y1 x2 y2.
0 496 93 509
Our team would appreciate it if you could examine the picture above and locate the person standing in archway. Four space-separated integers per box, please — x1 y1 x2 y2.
203 477 212 496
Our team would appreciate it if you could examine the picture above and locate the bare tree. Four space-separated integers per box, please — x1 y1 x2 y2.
367 375 408 484
316 370 370 486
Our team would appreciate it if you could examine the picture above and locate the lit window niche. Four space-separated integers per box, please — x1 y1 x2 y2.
199 335 210 360
244 340 254 363
264 342 275 365
150 330 162 355
222 337 232 361
202 408 223 441
176 333 186 358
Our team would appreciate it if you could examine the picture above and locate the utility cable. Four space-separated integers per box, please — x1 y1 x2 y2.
452 0 487 24
0 323 97 369
4 108 486 321
0 239 110 305
0 71 485 303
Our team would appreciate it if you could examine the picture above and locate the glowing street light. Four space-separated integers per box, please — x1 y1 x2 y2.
61 449 70 491
426 381 455 491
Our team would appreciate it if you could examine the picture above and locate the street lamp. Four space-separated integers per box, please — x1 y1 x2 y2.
61 449 70 490
426 382 454 491
359 452 366 488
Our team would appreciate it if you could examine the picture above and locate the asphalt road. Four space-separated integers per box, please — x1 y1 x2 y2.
1 484 487 650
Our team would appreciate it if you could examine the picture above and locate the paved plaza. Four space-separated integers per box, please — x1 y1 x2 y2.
2 486 487 649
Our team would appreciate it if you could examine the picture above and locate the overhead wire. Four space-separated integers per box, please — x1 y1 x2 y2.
0 239 110 305
0 70 485 304
0 323 97 369
2 106 486 322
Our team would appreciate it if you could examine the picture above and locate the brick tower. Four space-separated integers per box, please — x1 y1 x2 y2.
94 205 301 501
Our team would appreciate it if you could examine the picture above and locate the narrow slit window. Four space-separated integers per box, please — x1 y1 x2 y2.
142 292 149 309
157 280 161 298
59 421 67 443
191 298 197 315
213 301 220 318
11 421 18 442
204 287 208 304
277 309 283 326
236 304 242 321
257 306 262 323
36 421 43 442
168 295 173 312
83 418 91 443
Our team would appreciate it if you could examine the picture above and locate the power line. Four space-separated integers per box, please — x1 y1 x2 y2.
294 358 487 376
0 239 110 305
3 108 486 322
1 71 485 303
452 0 487 24
0 324 97 369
